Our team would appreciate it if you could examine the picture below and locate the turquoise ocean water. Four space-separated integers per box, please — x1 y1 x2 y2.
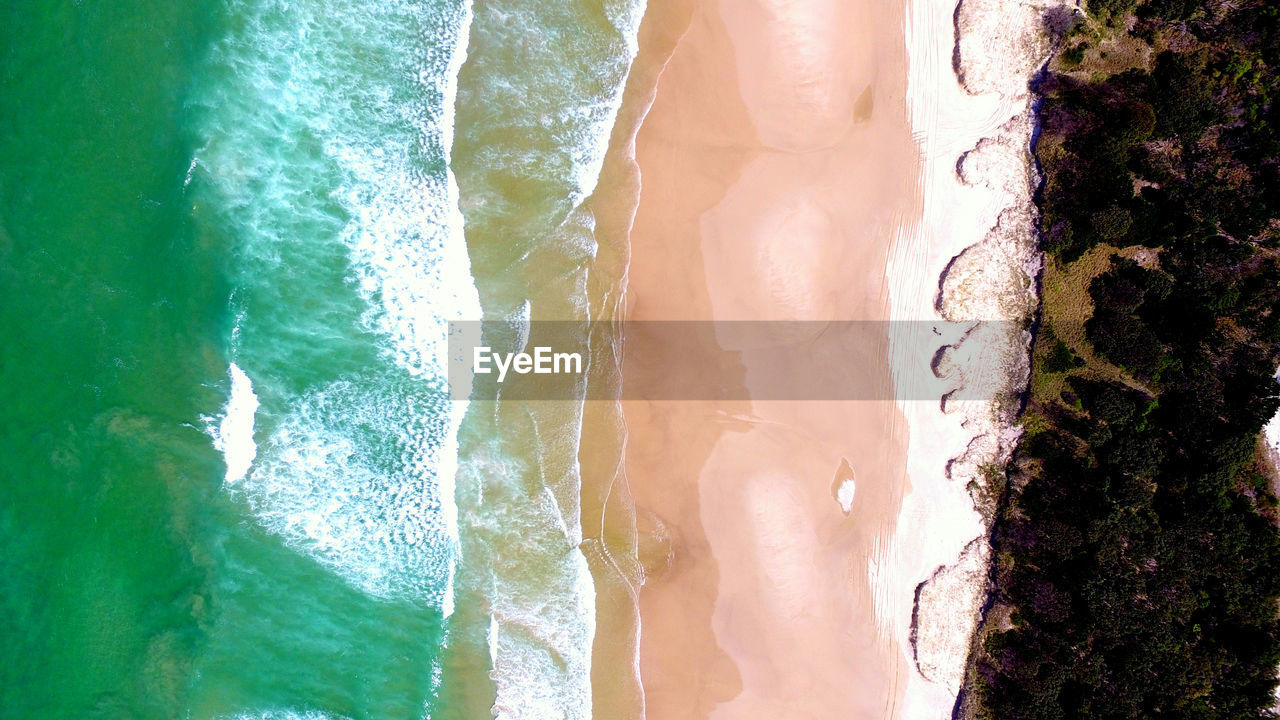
0 0 641 717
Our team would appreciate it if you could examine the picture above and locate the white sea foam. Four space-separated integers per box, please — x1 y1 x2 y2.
245 377 462 606
206 362 260 484
220 707 350 712
580 0 645 202
457 442 598 720
195 0 479 613
197 0 639 711
455 0 646 225
488 547 596 720
442 2 644 717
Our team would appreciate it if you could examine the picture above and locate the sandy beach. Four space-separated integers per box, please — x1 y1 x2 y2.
614 0 922 717
888 0 1052 716
575 0 1053 716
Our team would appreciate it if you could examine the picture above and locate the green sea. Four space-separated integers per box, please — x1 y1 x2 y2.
0 0 642 717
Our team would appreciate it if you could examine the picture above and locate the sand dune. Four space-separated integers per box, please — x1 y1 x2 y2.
889 0 1058 717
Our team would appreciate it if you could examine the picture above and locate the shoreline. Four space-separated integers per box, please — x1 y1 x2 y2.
575 2 702 718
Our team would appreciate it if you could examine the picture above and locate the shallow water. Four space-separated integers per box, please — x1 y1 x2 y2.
1 0 642 717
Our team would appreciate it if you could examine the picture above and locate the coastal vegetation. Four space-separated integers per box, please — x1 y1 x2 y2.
964 0 1280 717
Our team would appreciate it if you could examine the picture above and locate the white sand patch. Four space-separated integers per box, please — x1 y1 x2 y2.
837 479 857 514
885 0 1070 717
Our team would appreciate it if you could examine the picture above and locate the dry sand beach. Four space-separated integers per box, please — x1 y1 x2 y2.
577 0 1054 717
889 0 1056 716
618 0 920 717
